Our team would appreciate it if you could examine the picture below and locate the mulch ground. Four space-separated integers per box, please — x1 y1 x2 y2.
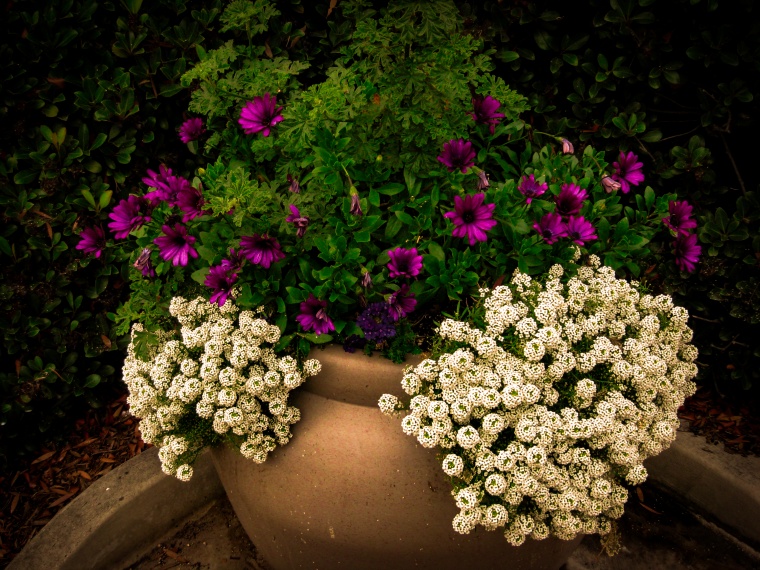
0 385 757 567
0 391 151 567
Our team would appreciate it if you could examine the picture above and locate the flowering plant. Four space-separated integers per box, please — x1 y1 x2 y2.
95 0 699 365
380 259 698 545
122 295 321 479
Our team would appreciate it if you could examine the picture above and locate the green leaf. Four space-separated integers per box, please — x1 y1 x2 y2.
40 125 54 143
84 374 101 388
83 160 102 173
499 51 519 63
13 170 38 185
191 267 209 284
98 190 113 209
644 187 655 209
385 216 403 239
301 333 333 344
614 217 630 241
395 210 415 226
0 236 12 256
427 241 445 262
81 189 96 208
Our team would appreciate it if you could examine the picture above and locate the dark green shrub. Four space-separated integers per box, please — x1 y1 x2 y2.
463 0 760 398
0 0 222 460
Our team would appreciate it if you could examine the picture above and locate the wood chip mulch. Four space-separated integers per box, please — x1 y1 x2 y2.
678 387 760 457
0 391 151 567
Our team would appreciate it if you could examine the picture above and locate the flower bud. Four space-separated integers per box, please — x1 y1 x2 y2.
561 138 574 155
601 176 622 193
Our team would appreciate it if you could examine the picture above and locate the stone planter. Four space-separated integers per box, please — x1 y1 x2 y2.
212 345 581 570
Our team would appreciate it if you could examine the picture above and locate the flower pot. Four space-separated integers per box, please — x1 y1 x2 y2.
212 345 582 570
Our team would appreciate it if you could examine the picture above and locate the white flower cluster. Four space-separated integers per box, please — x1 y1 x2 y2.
123 296 321 480
380 262 697 545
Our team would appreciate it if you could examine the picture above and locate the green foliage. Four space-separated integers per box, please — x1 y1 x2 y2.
112 0 679 381
0 0 223 459
465 0 760 396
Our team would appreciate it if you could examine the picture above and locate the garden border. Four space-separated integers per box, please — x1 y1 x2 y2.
10 430 760 569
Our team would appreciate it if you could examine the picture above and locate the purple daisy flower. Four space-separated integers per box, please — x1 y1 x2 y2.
154 223 199 266
533 213 568 245
142 165 173 193
555 183 588 218
561 138 574 155
145 175 192 207
387 247 423 279
239 233 285 269
444 193 497 246
611 151 645 194
239 93 284 137
673 233 702 273
662 200 698 236
133 247 156 278
287 174 301 194
387 283 417 321
357 302 397 342
204 263 239 307
437 139 476 174
517 174 548 205
108 195 152 238
286 204 310 238
176 184 210 222
476 170 490 190
601 176 622 193
221 248 246 273
470 95 505 134
565 216 598 246
178 118 205 144
296 294 335 336
75 226 106 258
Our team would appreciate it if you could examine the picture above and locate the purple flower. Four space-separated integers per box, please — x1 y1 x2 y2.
533 213 568 245
178 118 205 144
108 195 152 238
361 270 373 289
133 248 155 278
561 138 574 155
176 184 210 222
601 176 622 193
239 93 284 137
204 263 239 307
555 184 588 218
517 174 548 205
154 223 199 266
286 204 310 238
287 174 301 194
350 192 363 216
437 139 476 174
239 233 285 269
145 175 192 207
565 216 598 246
476 170 490 190
343 334 367 353
444 193 497 246
221 248 246 273
75 226 106 258
388 283 417 321
673 233 702 273
296 294 335 336
470 95 505 134
662 200 697 236
387 247 423 279
357 302 397 342
611 151 645 194
142 165 173 193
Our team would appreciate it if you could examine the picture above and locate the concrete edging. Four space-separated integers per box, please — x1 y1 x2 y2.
646 430 760 547
10 429 760 568
9 447 224 570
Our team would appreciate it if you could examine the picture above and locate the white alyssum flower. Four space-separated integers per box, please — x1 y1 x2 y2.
383 264 698 546
123 296 321 481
